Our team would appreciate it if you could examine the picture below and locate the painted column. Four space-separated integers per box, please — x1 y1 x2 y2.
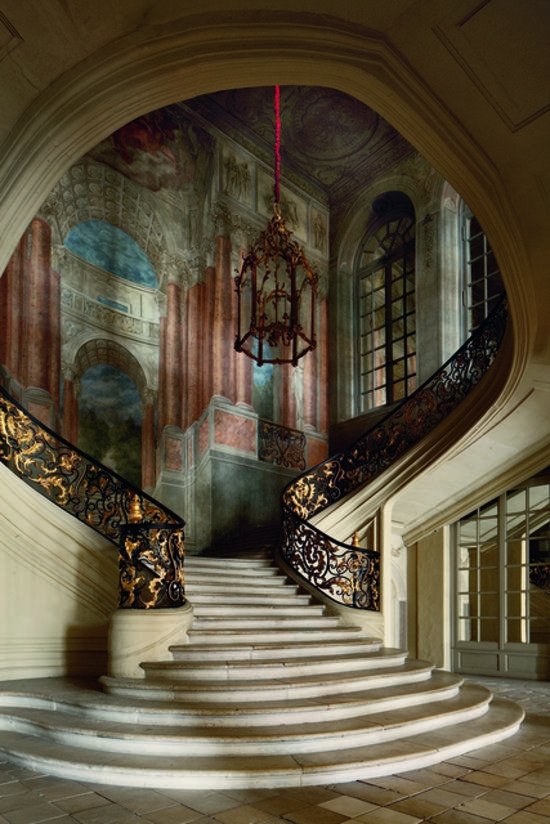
212 235 235 401
62 369 79 444
234 245 252 407
203 265 215 407
24 218 52 391
318 297 329 436
157 314 167 431
48 269 61 409
0 242 22 379
280 363 297 429
163 280 182 427
184 281 203 427
141 390 156 491
303 340 317 430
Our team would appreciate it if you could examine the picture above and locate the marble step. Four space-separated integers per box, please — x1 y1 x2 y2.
0 671 465 727
0 697 524 789
169 636 383 661
140 648 407 681
0 684 492 757
191 615 342 631
185 564 280 578
188 556 274 568
185 572 290 588
191 603 324 617
187 624 364 644
100 660 434 703
186 591 312 606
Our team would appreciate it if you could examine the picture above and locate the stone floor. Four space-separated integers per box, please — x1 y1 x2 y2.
0 677 549 824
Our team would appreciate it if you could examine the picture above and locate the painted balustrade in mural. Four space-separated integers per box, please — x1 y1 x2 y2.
0 385 185 609
281 299 508 610
258 419 306 470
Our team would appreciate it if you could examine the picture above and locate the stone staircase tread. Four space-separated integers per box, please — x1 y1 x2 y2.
0 672 466 724
187 594 311 604
0 684 493 755
0 698 524 788
191 605 325 616
141 648 407 678
191 617 342 629
186 632 370 646
100 661 435 703
171 637 383 654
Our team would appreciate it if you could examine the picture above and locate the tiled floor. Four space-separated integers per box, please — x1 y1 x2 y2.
0 677 549 824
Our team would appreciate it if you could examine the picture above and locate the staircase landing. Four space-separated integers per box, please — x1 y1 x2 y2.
0 553 524 788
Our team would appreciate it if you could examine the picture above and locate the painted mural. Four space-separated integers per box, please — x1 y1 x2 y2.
0 91 330 550
78 365 142 487
88 107 215 195
65 221 158 288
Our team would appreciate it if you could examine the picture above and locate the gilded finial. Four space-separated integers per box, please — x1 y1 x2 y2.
128 494 143 523
351 531 360 547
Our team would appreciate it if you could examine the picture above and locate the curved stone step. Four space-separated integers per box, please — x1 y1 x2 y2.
0 697 524 789
141 648 407 681
170 636 384 661
100 660 434 703
187 592 312 606
192 615 341 630
187 557 274 569
188 625 364 645
191 604 325 617
0 684 492 757
0 671 465 728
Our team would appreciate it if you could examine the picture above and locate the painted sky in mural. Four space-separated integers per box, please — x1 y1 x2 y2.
65 220 157 288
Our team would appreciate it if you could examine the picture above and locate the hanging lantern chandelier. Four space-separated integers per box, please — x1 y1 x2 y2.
234 86 318 367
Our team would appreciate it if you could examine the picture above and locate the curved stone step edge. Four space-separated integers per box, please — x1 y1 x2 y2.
191 616 342 627
140 649 408 681
100 662 435 703
187 593 312 605
187 558 275 568
0 672 463 727
0 684 492 757
0 698 524 789
170 638 384 661
191 605 326 617
187 628 365 645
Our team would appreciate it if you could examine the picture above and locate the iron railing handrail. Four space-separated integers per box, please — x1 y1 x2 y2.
0 383 185 608
281 298 508 610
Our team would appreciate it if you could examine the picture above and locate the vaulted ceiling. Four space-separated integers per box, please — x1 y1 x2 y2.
185 86 414 204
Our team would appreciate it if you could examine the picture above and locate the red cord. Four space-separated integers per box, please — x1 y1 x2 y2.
274 85 281 204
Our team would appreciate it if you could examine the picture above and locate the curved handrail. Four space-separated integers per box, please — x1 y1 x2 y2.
281 299 508 610
0 385 185 609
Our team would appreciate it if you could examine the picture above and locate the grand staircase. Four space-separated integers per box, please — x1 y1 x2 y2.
0 551 524 788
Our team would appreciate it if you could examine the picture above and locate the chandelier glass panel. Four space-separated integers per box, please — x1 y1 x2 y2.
234 86 318 367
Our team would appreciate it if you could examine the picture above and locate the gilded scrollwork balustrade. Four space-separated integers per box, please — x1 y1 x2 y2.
0 386 185 609
281 299 508 610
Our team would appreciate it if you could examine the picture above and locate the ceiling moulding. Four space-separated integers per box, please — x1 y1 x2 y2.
0 11 22 63
433 0 550 132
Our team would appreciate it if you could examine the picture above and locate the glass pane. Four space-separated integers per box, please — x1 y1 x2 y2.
480 618 499 642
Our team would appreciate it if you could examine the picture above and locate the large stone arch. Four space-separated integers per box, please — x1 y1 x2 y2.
0 12 533 443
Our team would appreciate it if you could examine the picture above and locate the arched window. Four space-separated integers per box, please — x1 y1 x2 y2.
356 193 416 411
462 204 504 334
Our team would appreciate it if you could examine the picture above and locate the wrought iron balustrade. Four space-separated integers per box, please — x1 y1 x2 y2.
281 299 508 610
0 386 185 609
